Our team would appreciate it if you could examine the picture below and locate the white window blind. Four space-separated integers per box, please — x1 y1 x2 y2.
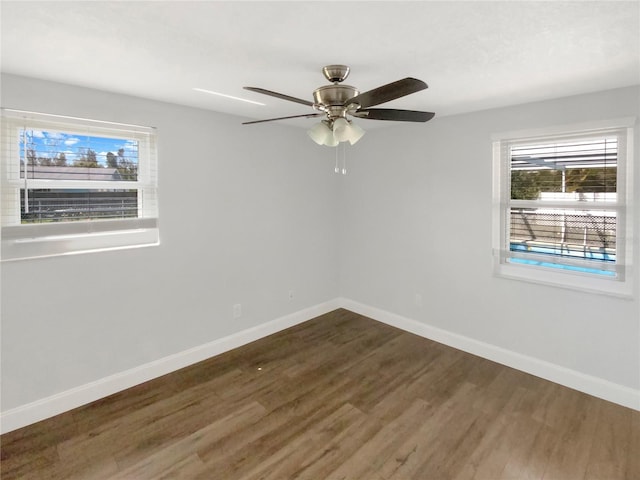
492 119 634 297
1 109 159 260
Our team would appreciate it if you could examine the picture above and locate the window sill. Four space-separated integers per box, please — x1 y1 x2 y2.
1 218 159 261
493 257 634 299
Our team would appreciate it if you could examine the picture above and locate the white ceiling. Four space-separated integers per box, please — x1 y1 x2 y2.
2 1 639 128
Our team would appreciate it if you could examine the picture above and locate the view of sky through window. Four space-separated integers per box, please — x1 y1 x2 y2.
19 129 139 168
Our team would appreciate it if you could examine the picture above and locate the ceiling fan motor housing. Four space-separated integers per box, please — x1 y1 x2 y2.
313 85 360 118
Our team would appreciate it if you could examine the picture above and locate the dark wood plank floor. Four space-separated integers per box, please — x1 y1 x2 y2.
2 309 638 479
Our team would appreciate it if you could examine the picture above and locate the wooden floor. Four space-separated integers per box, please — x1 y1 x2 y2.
1 309 638 479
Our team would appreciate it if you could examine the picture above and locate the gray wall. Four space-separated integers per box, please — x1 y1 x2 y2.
339 85 640 391
1 74 340 410
2 75 639 414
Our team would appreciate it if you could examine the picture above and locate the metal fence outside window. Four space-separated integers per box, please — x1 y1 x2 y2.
21 189 138 223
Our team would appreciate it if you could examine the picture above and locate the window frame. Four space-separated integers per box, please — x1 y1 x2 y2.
1 109 159 261
492 118 635 298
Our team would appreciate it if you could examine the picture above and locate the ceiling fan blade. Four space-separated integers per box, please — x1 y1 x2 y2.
244 87 314 107
242 113 323 125
345 78 428 109
352 108 435 122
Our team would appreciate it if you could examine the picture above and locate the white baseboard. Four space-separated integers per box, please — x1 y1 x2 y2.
3 297 637 434
340 298 640 412
0 299 341 434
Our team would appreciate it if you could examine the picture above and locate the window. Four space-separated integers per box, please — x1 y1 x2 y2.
1 109 159 261
492 119 634 297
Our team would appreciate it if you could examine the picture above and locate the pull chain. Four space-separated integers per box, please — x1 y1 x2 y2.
333 143 348 175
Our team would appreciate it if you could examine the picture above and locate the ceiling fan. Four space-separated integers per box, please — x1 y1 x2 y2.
242 65 435 146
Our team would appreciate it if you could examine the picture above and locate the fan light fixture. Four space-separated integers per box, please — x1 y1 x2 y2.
307 118 365 147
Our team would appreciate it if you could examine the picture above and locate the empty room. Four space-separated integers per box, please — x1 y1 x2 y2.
1 1 639 479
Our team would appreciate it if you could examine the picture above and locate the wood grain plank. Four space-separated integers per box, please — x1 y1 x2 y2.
584 400 636 480
110 402 267 479
542 392 600 480
326 398 433 479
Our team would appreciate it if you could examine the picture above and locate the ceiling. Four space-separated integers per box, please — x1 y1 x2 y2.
1 1 639 129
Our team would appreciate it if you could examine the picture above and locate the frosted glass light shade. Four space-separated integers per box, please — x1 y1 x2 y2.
307 119 363 147
333 118 350 142
347 122 365 145
324 132 338 146
307 122 333 145
333 118 365 145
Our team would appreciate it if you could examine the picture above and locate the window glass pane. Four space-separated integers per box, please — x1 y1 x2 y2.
21 189 138 223
509 207 616 262
510 137 617 201
19 129 138 181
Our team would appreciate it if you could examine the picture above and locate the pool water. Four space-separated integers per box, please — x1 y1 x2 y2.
509 243 616 277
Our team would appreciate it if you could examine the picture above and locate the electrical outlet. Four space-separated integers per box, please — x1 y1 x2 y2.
233 304 242 319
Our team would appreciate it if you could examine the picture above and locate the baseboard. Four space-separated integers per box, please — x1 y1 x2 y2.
340 298 640 412
3 297 637 434
0 299 342 434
